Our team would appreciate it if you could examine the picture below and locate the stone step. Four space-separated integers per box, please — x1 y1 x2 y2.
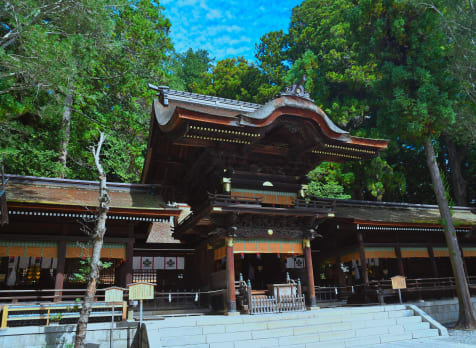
155 313 422 339
153 305 442 348
411 328 439 339
402 321 430 331
159 324 440 347
151 305 410 329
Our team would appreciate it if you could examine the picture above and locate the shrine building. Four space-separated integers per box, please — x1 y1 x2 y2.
140 83 389 312
0 83 474 315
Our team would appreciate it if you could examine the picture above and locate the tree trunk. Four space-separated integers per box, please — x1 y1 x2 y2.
424 138 476 329
58 91 74 179
444 135 467 206
74 132 109 348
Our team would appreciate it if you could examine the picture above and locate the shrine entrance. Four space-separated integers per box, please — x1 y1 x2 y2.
237 254 285 290
235 253 306 290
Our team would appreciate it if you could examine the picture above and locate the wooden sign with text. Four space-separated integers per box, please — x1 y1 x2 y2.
391 276 407 290
105 287 124 303
128 282 155 300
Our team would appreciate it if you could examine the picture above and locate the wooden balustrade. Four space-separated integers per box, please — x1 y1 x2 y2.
315 276 476 304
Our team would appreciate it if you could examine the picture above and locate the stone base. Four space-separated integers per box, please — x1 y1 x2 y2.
225 311 240 316
307 306 320 310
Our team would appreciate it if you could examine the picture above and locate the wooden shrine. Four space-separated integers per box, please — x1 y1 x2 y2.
142 83 388 312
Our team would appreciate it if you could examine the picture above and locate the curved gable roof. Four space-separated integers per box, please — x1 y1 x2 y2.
151 88 388 149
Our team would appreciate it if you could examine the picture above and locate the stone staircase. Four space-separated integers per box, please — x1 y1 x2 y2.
143 304 447 348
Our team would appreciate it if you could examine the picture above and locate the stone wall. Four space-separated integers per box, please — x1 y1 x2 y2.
413 297 476 325
0 321 139 348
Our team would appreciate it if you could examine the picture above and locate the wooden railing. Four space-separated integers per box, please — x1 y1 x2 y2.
370 276 476 303
209 193 337 213
237 273 306 314
209 193 262 206
315 286 340 302
315 276 476 304
293 198 336 212
1 301 126 328
0 288 110 303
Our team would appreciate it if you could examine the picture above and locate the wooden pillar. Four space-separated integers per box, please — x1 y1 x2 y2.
304 239 317 307
54 240 66 302
226 237 236 312
395 246 405 276
428 246 439 278
124 239 134 286
357 231 368 284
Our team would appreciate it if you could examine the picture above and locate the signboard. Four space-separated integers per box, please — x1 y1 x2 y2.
128 282 154 300
391 276 407 290
105 287 124 303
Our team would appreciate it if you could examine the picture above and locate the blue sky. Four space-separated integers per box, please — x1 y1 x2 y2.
161 0 302 62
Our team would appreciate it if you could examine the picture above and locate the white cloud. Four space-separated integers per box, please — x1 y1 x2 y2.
162 0 302 61
206 8 222 20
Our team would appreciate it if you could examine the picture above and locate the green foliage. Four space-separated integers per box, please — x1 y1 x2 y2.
170 48 214 92
354 0 457 143
0 0 173 182
71 258 112 284
193 57 278 103
255 30 287 89
284 0 380 126
49 313 63 322
306 162 354 199
254 0 473 204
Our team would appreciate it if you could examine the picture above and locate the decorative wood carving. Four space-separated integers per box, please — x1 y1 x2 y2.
280 75 312 101
233 215 311 239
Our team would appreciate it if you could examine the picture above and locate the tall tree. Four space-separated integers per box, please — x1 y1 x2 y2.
194 57 275 104
276 2 406 202
74 132 109 347
170 48 213 92
0 0 173 182
267 0 475 327
421 0 476 205
355 0 476 328
0 0 116 178
255 30 287 97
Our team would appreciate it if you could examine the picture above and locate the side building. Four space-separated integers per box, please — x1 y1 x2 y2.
0 174 181 300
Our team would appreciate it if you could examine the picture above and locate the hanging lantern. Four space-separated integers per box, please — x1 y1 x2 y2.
240 253 244 260
222 178 231 192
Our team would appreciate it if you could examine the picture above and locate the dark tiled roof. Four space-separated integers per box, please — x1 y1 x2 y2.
4 174 173 211
333 199 476 225
167 89 262 112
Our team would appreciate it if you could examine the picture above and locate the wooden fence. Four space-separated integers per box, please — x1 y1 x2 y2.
250 296 278 314
314 276 476 304
1 301 126 328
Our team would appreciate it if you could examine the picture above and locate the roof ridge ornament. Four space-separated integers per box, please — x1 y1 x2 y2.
280 75 313 101
148 84 169 106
